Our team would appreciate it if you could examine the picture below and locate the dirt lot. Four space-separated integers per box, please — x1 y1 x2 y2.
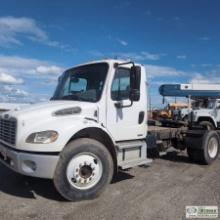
0 150 219 220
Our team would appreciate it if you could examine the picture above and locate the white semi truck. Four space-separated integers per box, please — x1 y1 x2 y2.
0 59 219 201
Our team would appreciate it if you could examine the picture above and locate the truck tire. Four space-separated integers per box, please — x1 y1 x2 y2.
187 131 220 165
182 116 188 122
199 121 215 130
187 147 199 162
53 138 114 201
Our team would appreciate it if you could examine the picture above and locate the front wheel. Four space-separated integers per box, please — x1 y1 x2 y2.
53 138 114 201
199 121 215 130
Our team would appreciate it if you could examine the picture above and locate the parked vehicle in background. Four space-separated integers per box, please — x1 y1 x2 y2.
160 83 220 129
190 99 220 130
159 102 188 120
175 99 204 122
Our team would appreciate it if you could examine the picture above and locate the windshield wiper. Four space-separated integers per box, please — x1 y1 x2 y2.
54 93 95 102
61 94 92 102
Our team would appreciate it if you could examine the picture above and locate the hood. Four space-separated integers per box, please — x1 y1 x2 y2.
194 108 213 112
193 108 214 116
2 100 98 121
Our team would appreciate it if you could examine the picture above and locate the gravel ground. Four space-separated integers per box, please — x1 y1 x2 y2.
0 150 219 220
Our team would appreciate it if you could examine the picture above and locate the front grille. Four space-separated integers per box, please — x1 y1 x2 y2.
0 118 17 145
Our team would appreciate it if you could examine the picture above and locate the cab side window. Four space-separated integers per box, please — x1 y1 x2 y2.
111 68 130 101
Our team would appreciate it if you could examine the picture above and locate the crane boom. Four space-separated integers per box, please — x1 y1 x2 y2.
159 84 220 98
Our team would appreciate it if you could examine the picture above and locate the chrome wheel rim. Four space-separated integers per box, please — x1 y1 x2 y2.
208 137 218 159
66 153 103 190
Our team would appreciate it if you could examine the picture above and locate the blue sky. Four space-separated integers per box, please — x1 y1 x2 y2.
0 0 220 107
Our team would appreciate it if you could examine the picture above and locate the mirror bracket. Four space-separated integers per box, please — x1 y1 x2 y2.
114 61 135 69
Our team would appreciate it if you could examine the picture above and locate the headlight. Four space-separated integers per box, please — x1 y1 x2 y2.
26 131 58 144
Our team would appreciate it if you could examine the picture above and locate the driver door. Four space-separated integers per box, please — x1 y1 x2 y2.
106 67 146 141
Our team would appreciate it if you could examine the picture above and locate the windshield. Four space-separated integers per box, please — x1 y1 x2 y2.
52 63 108 102
207 100 216 109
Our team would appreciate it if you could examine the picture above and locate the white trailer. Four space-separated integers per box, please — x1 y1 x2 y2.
0 60 219 201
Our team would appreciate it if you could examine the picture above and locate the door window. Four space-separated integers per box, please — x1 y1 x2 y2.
111 68 130 101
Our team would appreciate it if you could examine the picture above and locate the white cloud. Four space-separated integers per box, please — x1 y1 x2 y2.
3 85 28 96
36 65 63 75
116 38 128 46
0 17 47 46
90 50 162 61
0 16 73 51
0 84 51 103
145 64 187 78
0 85 29 103
0 55 65 103
200 36 211 41
115 51 161 61
0 72 23 84
189 72 220 84
0 55 64 76
201 64 212 68
177 55 187 59
45 40 73 51
88 50 105 57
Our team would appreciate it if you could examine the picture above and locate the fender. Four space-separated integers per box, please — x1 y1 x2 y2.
197 116 217 128
65 124 118 170
16 115 115 153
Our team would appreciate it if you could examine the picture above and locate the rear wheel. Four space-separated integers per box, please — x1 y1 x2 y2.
199 121 215 130
182 115 188 122
187 131 219 164
54 138 114 201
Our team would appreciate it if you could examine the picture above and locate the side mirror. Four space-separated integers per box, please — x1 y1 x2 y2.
130 66 141 101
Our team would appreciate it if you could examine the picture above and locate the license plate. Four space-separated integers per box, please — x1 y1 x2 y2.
0 145 7 160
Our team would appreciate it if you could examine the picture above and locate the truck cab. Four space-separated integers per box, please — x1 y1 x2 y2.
0 59 150 200
191 99 220 129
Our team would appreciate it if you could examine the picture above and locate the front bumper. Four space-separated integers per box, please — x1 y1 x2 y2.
0 143 59 179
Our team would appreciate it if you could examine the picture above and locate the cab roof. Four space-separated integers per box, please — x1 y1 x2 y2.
68 59 143 70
